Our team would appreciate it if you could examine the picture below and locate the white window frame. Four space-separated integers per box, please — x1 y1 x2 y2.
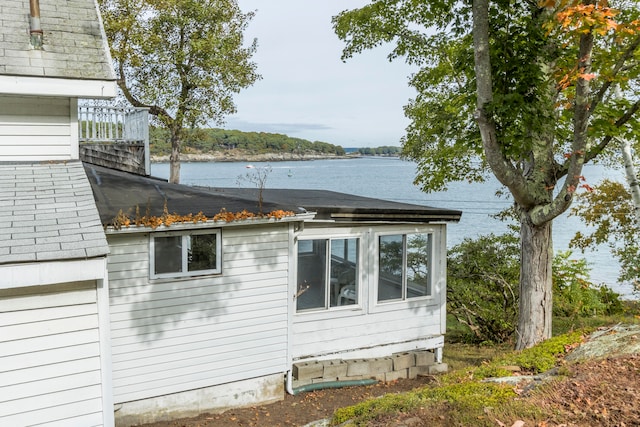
375 231 433 304
150 229 222 279
295 236 361 313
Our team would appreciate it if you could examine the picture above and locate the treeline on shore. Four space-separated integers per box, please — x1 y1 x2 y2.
149 127 401 158
150 127 345 156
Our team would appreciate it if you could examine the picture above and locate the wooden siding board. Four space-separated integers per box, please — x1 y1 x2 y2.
0 374 102 407
0 398 103 427
0 329 100 358
0 342 100 373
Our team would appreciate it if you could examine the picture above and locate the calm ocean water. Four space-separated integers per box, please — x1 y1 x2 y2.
151 157 635 298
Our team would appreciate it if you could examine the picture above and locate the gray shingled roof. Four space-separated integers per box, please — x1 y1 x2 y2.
0 161 109 265
0 0 114 80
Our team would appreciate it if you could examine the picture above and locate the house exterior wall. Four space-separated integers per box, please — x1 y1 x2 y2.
0 95 76 161
0 280 109 426
292 223 448 362
106 223 291 423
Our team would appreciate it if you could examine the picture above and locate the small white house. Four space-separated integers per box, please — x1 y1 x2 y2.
85 164 461 425
0 0 117 426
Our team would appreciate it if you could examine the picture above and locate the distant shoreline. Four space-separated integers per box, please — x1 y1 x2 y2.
150 151 399 163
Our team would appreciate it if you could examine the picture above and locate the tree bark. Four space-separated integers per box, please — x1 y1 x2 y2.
169 130 181 184
516 215 553 350
621 138 640 223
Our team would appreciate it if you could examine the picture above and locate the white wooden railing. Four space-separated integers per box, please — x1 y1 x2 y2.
78 104 150 175
79 104 149 144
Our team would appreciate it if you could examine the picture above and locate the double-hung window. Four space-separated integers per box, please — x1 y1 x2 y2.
296 237 359 311
377 233 432 302
150 229 221 279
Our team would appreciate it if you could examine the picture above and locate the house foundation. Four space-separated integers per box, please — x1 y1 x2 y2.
292 350 448 389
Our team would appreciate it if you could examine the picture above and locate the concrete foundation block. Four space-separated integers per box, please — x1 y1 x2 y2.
346 359 370 376
385 369 408 382
427 363 448 374
392 352 416 371
293 361 324 380
323 360 348 379
369 358 393 374
408 365 431 379
413 350 436 367
337 374 369 381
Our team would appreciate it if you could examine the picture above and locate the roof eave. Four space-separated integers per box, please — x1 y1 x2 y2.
0 75 117 98
329 212 462 223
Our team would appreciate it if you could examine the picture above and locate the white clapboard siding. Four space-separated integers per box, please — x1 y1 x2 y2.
292 305 442 359
0 96 73 161
107 224 291 403
0 281 104 427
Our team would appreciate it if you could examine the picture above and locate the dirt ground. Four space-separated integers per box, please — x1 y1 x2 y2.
133 377 436 427
135 326 640 427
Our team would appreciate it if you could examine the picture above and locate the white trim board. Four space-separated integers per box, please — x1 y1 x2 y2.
1 258 108 289
0 75 117 98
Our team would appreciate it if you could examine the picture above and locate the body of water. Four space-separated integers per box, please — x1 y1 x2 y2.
151 157 634 298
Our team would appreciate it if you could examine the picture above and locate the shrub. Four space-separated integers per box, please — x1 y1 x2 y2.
447 233 520 344
553 251 623 317
448 234 624 345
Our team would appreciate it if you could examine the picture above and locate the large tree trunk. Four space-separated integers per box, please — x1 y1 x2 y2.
516 215 553 350
169 131 181 184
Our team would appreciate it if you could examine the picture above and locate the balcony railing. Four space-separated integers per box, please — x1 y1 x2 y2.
79 104 150 176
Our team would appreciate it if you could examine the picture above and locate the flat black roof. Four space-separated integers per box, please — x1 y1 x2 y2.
84 164 462 226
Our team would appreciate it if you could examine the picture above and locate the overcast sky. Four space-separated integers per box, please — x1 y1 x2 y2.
224 0 417 148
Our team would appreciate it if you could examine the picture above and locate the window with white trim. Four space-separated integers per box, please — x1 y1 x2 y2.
150 229 221 279
377 233 432 302
296 237 359 311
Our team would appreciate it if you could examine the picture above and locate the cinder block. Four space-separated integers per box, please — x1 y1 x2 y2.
337 374 369 381
385 369 408 382
427 363 448 374
369 358 393 374
323 360 348 379
392 352 416 371
413 350 436 367
293 361 324 380
346 359 370 376
408 365 431 379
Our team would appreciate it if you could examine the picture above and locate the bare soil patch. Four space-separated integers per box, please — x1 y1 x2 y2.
134 377 436 427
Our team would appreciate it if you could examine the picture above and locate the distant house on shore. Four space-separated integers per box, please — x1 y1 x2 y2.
0 1 461 426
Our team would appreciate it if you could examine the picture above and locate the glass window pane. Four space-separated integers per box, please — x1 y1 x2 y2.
154 236 182 274
330 238 358 307
378 235 403 301
188 234 217 272
406 234 431 298
296 240 327 311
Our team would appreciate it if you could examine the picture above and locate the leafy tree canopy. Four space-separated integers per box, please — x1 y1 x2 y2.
334 0 640 349
99 0 260 182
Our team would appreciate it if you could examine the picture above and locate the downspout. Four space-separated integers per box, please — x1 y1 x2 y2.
29 0 43 49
